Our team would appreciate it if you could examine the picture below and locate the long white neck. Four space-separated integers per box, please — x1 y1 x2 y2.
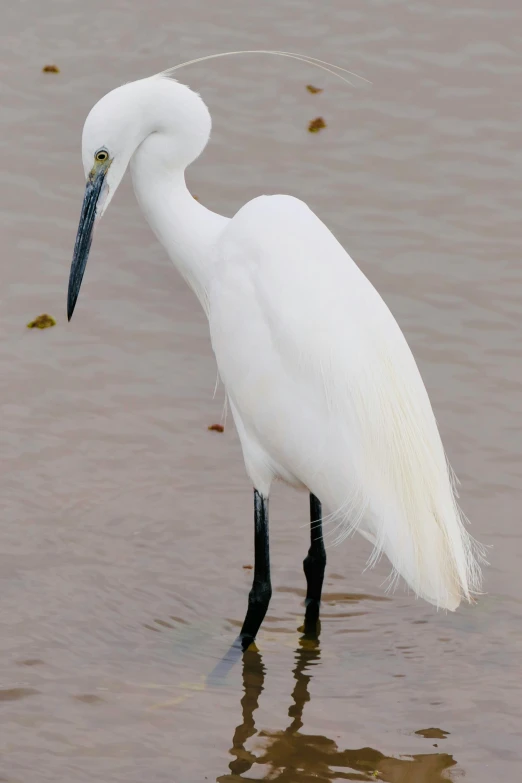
131 152 228 312
123 77 229 312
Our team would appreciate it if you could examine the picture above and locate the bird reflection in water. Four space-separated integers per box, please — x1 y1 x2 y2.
217 628 457 782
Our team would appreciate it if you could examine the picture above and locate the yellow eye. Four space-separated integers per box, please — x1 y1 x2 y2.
95 149 109 162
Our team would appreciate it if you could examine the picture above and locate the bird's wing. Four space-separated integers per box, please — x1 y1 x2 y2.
211 194 482 610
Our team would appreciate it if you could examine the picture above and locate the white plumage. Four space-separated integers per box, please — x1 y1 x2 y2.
71 74 483 612
211 194 481 610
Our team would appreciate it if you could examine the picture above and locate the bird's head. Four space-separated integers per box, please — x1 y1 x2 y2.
67 75 211 320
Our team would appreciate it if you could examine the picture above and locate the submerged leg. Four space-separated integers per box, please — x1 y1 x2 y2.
206 489 271 683
303 493 326 632
239 489 272 651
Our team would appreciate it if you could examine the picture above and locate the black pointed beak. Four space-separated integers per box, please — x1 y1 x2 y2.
67 166 107 321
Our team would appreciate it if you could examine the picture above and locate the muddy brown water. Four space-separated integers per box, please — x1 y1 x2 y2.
1 0 521 780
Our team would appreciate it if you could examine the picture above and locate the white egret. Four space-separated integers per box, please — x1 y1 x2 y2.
68 61 483 651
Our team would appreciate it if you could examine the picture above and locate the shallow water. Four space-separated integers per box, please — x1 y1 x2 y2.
1 0 521 780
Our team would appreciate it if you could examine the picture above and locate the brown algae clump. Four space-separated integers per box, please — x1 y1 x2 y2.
306 84 323 94
308 117 326 133
42 64 60 73
208 423 224 432
27 314 56 329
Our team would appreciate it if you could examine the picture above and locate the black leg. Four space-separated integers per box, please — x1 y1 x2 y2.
239 489 272 651
303 493 326 632
205 489 271 684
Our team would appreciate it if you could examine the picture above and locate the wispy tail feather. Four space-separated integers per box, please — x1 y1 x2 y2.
332 340 485 611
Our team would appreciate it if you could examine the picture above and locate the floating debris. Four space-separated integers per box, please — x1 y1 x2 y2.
208 423 224 433
42 64 60 73
243 564 253 570
27 314 56 329
414 728 449 739
306 84 323 94
308 117 326 133
193 195 199 201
